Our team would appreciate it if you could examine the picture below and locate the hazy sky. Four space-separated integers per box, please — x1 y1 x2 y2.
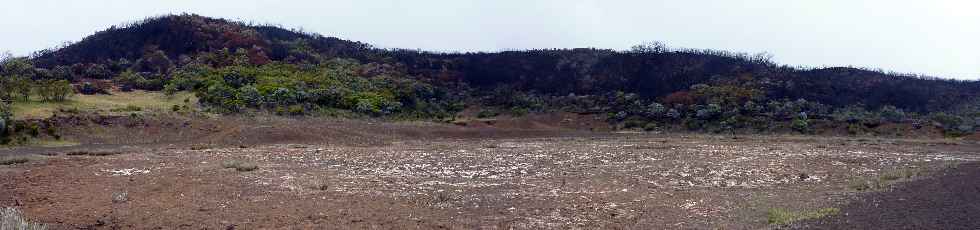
2 0 978 79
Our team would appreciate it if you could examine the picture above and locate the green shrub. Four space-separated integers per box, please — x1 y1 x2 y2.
791 117 810 134
0 112 8 141
173 62 458 119
28 124 39 137
929 112 974 137
37 80 73 102
44 125 57 139
287 105 306 115
511 107 529 117
643 122 659 131
0 117 7 137
847 123 863 135
623 119 646 129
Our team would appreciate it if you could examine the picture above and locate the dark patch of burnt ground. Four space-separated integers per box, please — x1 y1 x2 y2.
799 162 980 230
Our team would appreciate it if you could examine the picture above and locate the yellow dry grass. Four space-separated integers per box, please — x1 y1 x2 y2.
10 90 197 119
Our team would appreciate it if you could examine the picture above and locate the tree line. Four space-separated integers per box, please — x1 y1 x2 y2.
7 14 978 137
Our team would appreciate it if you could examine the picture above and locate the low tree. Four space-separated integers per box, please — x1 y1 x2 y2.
1 57 35 79
38 80 73 102
9 76 33 101
0 101 10 137
0 75 12 100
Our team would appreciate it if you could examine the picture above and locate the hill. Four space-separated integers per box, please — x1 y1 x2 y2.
3 13 978 139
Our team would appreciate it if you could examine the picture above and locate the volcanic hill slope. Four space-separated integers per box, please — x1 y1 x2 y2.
0 14 979 229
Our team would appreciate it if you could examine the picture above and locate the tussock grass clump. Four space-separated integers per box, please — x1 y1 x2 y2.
0 156 32 165
66 151 122 156
109 105 142 112
189 144 213 150
223 160 259 172
767 207 840 226
1 207 47 230
309 178 330 191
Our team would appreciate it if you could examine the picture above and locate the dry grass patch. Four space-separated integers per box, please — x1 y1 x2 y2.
849 168 923 191
767 207 840 226
223 160 259 172
0 156 32 165
66 150 123 156
10 90 196 119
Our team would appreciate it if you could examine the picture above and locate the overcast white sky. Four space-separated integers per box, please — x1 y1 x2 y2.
1 0 978 79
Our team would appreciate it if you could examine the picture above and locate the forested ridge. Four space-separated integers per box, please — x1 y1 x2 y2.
3 14 978 139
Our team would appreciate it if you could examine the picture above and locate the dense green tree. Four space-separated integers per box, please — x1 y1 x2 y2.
10 76 33 101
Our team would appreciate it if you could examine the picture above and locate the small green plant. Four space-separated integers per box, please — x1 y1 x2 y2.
847 123 863 135
791 114 810 134
767 207 840 226
44 125 57 138
28 124 39 137
223 160 259 172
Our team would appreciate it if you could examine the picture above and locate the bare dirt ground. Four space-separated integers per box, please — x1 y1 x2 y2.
799 161 980 230
1 116 979 229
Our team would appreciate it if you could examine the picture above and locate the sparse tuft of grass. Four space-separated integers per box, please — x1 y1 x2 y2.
223 160 259 172
879 169 918 182
309 178 330 191
848 179 873 191
0 156 32 165
849 168 921 191
767 207 840 226
1 207 47 230
109 105 143 112
66 151 122 156
189 144 213 150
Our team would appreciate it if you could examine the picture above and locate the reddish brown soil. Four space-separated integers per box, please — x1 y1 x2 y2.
1 115 978 229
